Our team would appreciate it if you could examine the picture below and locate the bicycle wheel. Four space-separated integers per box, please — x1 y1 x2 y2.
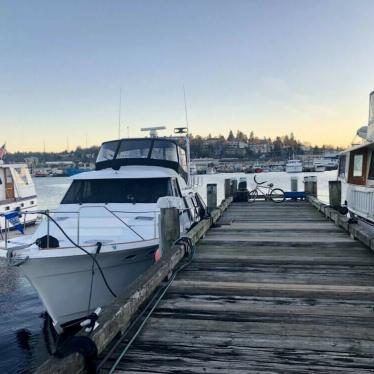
269 188 285 203
248 189 258 203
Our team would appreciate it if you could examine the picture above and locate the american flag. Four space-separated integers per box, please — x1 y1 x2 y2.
0 143 6 160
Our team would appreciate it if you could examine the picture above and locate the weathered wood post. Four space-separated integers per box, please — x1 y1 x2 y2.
231 179 238 196
224 179 231 198
159 207 180 254
329 180 341 208
304 176 317 197
291 176 298 192
157 196 181 255
207 183 218 215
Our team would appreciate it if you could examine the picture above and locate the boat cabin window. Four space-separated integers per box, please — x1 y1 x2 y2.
353 154 364 177
368 152 374 180
171 178 181 197
12 167 30 186
117 140 151 159
61 178 173 204
348 148 368 185
338 155 346 177
97 141 119 162
178 146 188 171
151 140 178 162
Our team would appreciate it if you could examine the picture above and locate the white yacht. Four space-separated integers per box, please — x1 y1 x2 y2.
0 162 38 230
0 129 205 332
313 159 326 172
286 159 303 173
338 91 374 223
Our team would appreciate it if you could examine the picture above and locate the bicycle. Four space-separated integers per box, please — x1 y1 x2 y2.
248 175 285 203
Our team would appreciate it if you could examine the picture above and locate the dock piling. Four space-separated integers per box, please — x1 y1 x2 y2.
329 180 341 209
224 179 231 198
290 176 298 192
231 179 238 196
159 207 180 253
304 176 317 197
207 183 218 215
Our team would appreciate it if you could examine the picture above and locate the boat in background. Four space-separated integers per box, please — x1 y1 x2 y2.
313 159 326 172
0 162 38 230
338 91 374 223
286 159 303 173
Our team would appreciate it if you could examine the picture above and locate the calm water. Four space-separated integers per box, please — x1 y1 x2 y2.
0 171 337 373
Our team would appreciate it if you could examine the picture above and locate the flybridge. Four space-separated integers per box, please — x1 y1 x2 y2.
95 138 189 182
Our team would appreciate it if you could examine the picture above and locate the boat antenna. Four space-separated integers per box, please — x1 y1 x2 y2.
140 126 166 137
183 84 189 133
118 88 122 139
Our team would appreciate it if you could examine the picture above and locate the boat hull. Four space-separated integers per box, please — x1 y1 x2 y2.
19 244 158 330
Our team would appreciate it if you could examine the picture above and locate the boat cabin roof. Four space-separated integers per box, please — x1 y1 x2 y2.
95 138 188 182
72 165 179 180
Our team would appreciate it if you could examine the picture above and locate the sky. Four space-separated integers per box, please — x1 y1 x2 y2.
1 0 374 152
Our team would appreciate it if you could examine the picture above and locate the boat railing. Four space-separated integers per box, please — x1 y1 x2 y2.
2 203 194 252
4 206 162 249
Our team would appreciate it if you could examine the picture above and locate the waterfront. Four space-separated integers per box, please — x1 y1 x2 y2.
0 171 336 373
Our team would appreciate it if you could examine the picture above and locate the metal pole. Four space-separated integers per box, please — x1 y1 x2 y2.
46 210 50 249
77 213 80 245
4 217 8 251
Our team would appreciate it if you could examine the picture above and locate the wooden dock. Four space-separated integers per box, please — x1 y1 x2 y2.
102 201 374 373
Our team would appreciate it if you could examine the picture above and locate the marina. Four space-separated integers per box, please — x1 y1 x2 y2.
0 170 338 373
28 180 374 373
2 2 374 372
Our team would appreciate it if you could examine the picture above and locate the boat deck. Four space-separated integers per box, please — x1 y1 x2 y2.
102 201 374 373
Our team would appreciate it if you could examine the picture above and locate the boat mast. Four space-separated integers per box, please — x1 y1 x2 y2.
183 85 191 186
118 88 122 139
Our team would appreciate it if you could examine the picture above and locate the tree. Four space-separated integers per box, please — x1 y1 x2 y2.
236 130 247 141
227 130 235 141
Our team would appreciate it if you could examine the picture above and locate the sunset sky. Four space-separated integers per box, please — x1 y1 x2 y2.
1 0 374 152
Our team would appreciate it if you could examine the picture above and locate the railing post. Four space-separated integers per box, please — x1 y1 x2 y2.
329 180 341 208
159 207 180 255
207 184 217 215
224 179 231 199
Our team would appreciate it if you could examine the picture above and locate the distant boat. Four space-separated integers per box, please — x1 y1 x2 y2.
313 159 326 172
286 160 303 173
0 162 38 229
64 166 92 176
34 169 50 177
206 166 216 174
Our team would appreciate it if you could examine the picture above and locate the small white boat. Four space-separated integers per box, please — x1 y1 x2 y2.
0 128 205 332
286 159 303 173
338 91 374 223
313 159 326 172
0 162 38 230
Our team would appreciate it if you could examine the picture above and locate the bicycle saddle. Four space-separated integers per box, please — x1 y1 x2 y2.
268 183 274 188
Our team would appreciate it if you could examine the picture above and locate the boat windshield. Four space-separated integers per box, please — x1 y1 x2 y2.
61 178 172 204
96 141 119 162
